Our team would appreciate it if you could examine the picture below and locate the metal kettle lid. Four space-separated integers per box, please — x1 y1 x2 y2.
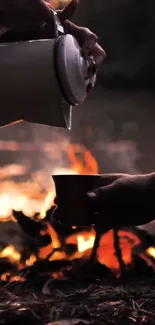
54 34 91 106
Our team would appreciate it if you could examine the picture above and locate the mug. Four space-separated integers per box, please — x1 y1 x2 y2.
52 174 101 227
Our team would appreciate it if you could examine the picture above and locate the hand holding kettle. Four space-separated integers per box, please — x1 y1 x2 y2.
0 0 106 92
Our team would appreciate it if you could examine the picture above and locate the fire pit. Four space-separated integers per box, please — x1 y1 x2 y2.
0 210 155 325
0 145 154 324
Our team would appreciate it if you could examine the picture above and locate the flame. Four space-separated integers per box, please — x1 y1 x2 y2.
40 191 55 219
0 181 51 219
67 144 98 174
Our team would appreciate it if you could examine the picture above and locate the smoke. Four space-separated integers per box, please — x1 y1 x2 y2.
72 90 143 174
18 122 73 190
95 120 141 174
0 89 154 183
0 119 73 192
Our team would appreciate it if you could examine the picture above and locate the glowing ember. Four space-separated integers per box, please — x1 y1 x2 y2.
98 230 141 277
46 224 61 249
39 243 54 259
66 230 96 260
146 247 155 259
39 224 62 259
0 245 21 263
1 273 25 282
77 235 95 252
49 251 67 261
25 254 37 267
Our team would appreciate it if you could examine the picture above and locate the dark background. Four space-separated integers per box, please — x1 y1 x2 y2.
75 0 155 90
1 0 155 176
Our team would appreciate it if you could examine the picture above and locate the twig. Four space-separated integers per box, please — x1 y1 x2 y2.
90 231 102 265
113 228 126 277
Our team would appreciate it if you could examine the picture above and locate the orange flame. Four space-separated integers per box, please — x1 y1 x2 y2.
67 144 98 175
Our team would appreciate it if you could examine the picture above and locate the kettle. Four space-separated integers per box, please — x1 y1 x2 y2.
0 9 96 129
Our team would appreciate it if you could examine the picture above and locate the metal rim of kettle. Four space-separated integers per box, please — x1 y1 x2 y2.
53 34 97 106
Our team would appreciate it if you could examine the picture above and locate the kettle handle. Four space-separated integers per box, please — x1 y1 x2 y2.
49 8 64 38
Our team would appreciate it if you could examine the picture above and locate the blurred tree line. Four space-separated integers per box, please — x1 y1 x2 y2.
73 0 155 89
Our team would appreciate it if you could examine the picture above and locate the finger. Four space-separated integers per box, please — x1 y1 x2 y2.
63 20 105 67
63 20 98 48
87 74 97 93
86 45 106 92
88 182 116 202
57 0 78 23
87 182 118 227
90 43 106 67
96 173 130 187
81 35 98 57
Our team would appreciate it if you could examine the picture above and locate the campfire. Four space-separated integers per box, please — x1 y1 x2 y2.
0 143 154 324
0 141 155 286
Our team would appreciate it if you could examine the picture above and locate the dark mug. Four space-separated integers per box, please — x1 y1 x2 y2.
52 174 101 227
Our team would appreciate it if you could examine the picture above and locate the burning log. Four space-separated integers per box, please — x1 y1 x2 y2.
0 205 154 324
0 207 155 282
13 210 42 237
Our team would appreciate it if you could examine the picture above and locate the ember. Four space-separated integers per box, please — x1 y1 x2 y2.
146 247 155 259
77 235 95 252
0 245 21 263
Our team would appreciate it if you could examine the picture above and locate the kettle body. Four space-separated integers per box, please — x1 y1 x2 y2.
0 34 94 129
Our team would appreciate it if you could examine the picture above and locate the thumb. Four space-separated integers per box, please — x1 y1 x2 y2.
88 181 117 198
87 182 119 232
57 0 79 23
87 182 117 210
